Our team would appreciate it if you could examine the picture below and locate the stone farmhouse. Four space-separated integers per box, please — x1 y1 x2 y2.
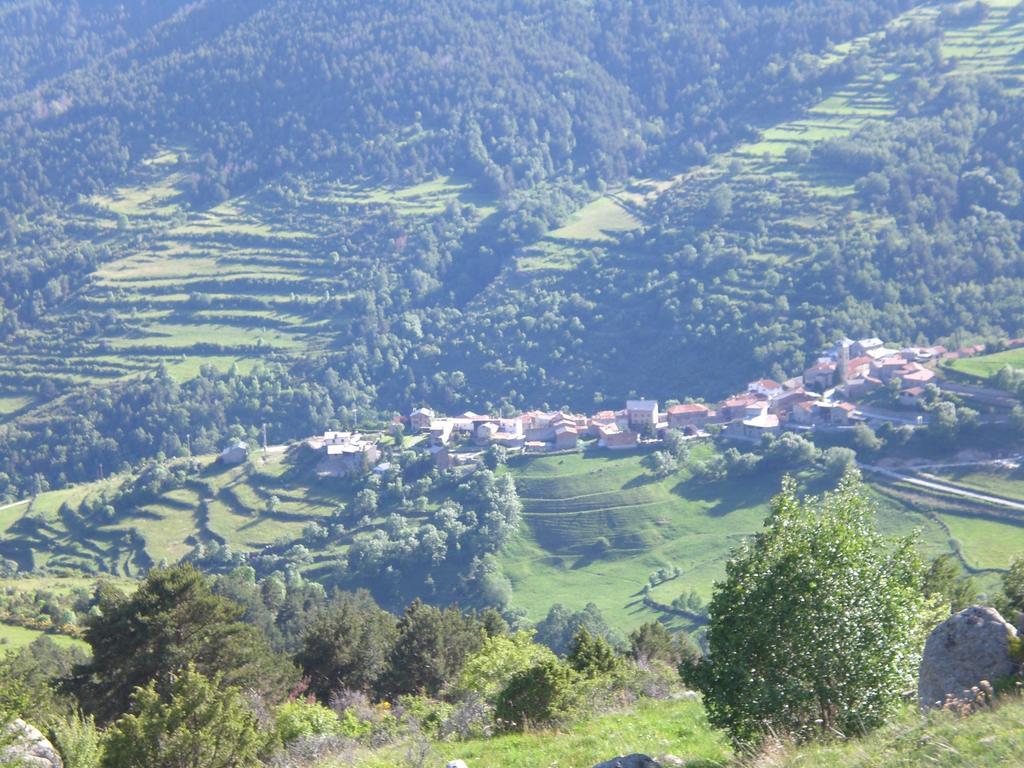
312 431 380 476
626 399 660 430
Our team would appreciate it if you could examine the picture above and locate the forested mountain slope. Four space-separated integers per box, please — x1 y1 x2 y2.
2 0 1024 497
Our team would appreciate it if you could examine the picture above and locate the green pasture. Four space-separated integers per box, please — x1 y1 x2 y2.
0 394 34 417
0 623 89 653
941 513 1024 572
946 347 1024 380
546 195 641 243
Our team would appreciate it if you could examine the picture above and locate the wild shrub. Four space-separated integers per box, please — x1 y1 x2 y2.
494 659 580 732
685 472 934 747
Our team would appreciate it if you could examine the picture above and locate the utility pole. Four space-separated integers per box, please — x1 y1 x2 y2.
263 423 268 456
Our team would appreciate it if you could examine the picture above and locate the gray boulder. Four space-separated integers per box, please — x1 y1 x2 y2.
445 761 469 768
918 605 1019 709
592 755 661 768
1 719 63 768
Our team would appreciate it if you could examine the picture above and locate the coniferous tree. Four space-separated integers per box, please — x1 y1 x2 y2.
72 565 296 723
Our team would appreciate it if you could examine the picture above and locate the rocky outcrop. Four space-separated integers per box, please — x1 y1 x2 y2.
445 761 469 768
1 719 63 768
592 755 661 768
918 605 1019 709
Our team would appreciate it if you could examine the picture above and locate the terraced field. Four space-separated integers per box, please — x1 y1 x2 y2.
0 160 494 417
0 441 1018 630
497 448 969 631
514 0 1024 277
0 451 348 577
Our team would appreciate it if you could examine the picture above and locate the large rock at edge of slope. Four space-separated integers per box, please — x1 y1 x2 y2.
592 755 661 768
918 605 1018 709
1 719 63 767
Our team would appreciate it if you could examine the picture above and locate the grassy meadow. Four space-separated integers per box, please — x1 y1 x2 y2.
1 441 1020 631
946 347 1024 380
354 698 730 768
350 694 1024 768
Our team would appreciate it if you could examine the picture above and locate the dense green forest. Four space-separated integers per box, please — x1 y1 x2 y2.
2 0 1024 497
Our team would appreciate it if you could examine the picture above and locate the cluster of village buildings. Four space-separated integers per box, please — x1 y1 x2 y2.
222 334 1002 473
397 336 965 468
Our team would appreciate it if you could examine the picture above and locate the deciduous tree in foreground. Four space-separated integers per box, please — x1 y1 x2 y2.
685 472 937 747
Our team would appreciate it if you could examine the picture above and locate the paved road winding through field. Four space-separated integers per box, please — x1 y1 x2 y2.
859 463 1024 513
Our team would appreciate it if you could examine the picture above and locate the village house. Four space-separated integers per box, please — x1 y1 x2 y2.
456 411 492 432
744 400 769 420
429 419 454 446
666 402 712 430
554 423 579 450
747 379 783 399
219 441 249 465
899 386 927 409
770 389 818 421
789 400 858 428
840 374 884 399
782 375 804 391
596 423 638 450
791 400 816 426
741 412 781 439
851 337 884 357
901 346 947 363
625 400 659 431
845 355 873 379
803 360 837 390
430 444 451 471
522 411 587 443
719 392 766 421
873 355 910 382
865 346 899 361
521 410 557 439
475 418 525 448
409 407 434 431
829 401 857 426
322 437 380 477
896 363 936 386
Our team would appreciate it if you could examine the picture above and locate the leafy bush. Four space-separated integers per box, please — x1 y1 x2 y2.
456 630 557 703
51 710 104 768
394 695 454 740
494 659 580 732
685 473 933 747
102 666 269 768
275 699 347 745
567 627 621 679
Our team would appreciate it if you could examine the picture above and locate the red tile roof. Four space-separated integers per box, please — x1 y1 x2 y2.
667 403 710 414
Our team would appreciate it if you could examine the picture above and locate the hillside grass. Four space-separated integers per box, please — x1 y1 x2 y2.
3 442 1017 630
765 698 1024 768
350 694 1024 768
0 622 89 653
497 447 973 631
946 348 1024 380
353 698 730 768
